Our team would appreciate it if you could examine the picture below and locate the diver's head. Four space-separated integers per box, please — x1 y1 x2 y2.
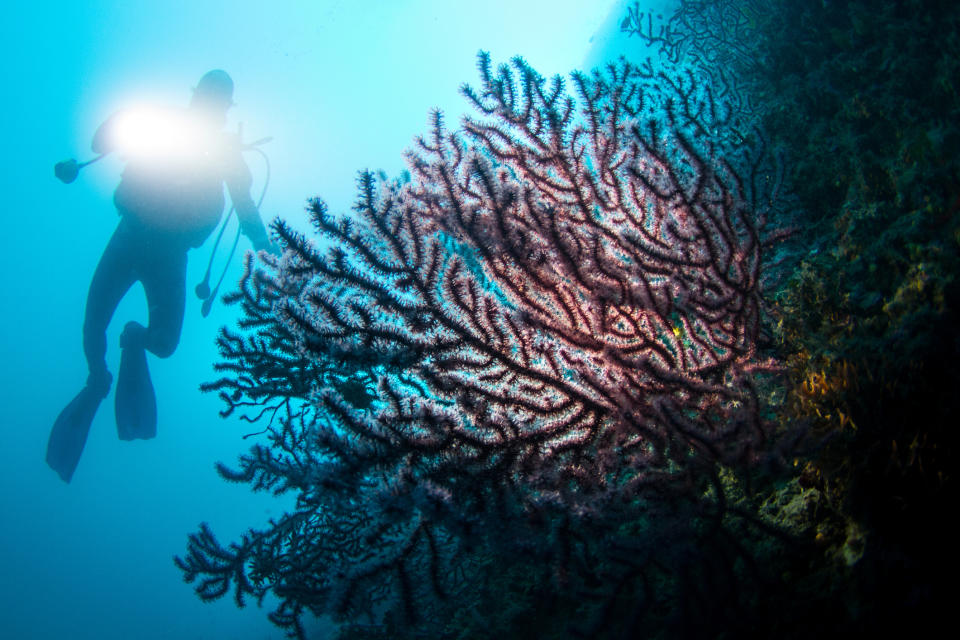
189 69 234 124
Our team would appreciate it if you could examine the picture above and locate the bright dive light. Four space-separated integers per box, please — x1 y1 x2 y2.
113 107 206 160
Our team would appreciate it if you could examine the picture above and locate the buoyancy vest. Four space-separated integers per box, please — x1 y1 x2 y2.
109 108 247 248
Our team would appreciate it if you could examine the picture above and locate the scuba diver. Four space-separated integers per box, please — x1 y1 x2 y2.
47 70 276 483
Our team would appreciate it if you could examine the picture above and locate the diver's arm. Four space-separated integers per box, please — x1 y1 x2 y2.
235 194 274 253
226 158 277 254
91 111 124 155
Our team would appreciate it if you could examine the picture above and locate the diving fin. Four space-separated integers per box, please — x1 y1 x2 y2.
115 341 157 441
47 376 110 483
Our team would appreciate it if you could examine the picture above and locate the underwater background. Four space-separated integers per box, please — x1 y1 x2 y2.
1 1 640 638
3 1 958 639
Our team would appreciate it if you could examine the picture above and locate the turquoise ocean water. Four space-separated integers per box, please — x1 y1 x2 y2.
0 2 659 638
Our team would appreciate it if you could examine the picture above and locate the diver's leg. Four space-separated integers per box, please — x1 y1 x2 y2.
140 247 187 359
115 247 187 440
48 223 137 482
83 223 138 389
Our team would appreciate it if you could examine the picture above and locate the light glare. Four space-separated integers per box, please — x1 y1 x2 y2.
113 107 204 160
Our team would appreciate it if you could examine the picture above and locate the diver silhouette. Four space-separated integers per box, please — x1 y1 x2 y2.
46 70 275 483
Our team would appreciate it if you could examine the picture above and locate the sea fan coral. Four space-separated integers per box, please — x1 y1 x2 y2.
176 52 792 638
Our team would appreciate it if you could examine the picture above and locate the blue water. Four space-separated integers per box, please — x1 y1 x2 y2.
0 1 669 637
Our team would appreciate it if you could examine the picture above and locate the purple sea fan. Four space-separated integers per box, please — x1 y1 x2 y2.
179 53 792 635
400 54 787 499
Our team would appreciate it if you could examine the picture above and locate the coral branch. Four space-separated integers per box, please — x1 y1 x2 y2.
178 52 793 637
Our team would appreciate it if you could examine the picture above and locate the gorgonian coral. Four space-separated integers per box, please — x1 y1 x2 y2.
176 52 792 637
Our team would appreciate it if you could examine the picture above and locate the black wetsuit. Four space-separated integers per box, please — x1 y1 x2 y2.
83 108 271 384
46 92 274 482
